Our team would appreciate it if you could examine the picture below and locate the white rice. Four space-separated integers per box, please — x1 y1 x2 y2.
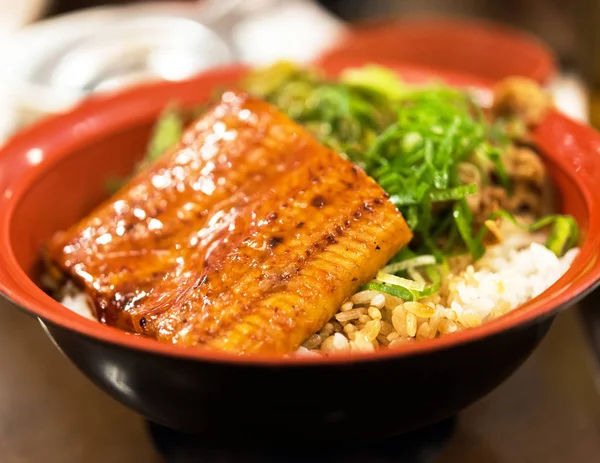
58 227 579 355
59 281 97 321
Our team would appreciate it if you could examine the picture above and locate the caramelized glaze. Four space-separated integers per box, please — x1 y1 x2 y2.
48 91 412 354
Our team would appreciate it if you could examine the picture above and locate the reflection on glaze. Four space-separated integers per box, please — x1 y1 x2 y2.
25 148 44 165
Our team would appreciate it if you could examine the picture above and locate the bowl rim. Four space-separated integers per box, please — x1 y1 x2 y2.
0 59 599 366
322 14 557 85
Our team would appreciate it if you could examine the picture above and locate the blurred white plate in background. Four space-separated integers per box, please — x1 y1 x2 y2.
0 0 345 142
0 2 235 135
0 0 47 39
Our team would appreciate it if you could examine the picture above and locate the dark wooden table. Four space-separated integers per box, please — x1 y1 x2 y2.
1 298 599 462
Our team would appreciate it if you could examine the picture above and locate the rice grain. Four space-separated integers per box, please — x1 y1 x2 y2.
404 301 436 318
368 307 382 320
406 312 418 338
370 293 386 308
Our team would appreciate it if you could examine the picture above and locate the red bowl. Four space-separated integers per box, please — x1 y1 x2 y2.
0 60 598 438
321 16 556 84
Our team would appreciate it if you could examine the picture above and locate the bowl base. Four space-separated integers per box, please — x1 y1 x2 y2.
146 416 456 462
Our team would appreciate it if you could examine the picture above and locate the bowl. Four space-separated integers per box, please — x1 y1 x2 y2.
0 59 599 440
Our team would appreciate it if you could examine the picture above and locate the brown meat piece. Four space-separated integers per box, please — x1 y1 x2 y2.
492 76 552 126
471 186 508 226
466 143 550 225
47 91 412 355
503 145 546 188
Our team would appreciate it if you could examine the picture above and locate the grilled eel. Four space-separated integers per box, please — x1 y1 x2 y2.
47 91 412 355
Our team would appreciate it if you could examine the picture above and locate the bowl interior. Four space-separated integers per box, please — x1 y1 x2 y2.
1 59 599 365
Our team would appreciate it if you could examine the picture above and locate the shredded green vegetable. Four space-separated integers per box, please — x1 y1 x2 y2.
145 105 183 166
363 264 442 301
477 211 579 258
106 105 184 192
340 65 408 100
363 282 417 301
135 62 579 301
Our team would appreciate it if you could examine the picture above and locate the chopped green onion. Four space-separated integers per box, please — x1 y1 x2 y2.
429 184 478 202
418 265 443 298
146 106 184 165
383 255 437 273
374 271 426 291
487 147 511 192
407 267 426 284
545 216 577 256
365 264 443 301
453 199 485 260
480 210 579 257
363 282 416 301
340 65 408 100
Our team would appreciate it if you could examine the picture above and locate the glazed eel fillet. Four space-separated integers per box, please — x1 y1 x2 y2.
47 91 412 354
